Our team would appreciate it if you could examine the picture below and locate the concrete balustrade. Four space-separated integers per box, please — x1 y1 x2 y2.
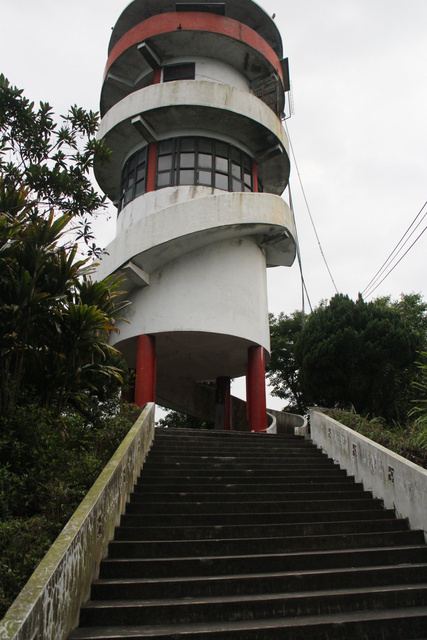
310 409 427 541
268 408 309 436
0 403 155 640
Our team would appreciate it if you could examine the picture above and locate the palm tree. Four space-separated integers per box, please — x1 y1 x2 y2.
0 177 128 418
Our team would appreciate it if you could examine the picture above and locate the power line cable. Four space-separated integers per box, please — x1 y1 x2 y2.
362 201 427 298
364 223 427 299
289 184 313 314
283 119 339 296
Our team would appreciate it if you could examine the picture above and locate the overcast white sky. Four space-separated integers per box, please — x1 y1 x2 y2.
1 0 426 406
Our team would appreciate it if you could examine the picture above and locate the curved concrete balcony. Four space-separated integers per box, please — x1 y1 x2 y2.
101 13 285 116
96 189 296 291
95 80 290 200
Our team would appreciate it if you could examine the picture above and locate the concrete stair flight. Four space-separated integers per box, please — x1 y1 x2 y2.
69 427 427 639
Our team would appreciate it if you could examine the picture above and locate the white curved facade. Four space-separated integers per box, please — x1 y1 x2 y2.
96 79 290 201
94 0 295 424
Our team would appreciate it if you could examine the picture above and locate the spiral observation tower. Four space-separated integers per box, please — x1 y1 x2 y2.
94 0 296 431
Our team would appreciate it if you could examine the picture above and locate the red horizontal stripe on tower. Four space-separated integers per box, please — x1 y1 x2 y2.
105 12 283 84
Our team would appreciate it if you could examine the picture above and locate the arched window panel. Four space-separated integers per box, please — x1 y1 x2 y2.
156 137 254 193
119 146 148 212
118 137 256 213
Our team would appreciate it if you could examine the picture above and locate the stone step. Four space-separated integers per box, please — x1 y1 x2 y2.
138 467 348 480
153 429 298 441
128 488 373 504
114 518 409 542
141 459 339 471
108 530 425 559
134 477 358 492
125 497 386 515
151 434 310 444
119 508 396 528
148 448 316 458
142 460 341 471
148 442 315 454
67 607 427 639
145 451 328 463
91 563 427 601
80 584 427 627
99 545 427 580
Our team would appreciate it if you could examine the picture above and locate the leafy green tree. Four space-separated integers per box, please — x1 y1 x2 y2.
266 310 306 413
0 176 128 418
383 293 427 409
0 77 137 617
0 74 109 254
0 77 128 418
157 409 214 430
268 294 426 421
409 352 427 445
295 294 421 420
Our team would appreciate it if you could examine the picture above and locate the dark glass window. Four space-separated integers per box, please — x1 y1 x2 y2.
163 63 195 82
156 137 254 193
119 146 148 212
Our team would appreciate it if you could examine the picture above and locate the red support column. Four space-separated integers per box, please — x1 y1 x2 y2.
247 346 267 432
135 334 157 406
252 160 259 193
215 376 231 430
146 142 158 193
245 363 250 422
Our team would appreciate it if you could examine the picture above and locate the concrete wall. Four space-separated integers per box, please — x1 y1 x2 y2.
268 408 308 436
157 381 250 432
310 409 427 540
0 404 155 640
195 57 250 91
115 237 270 353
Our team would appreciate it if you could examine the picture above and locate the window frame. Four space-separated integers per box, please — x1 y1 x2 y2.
156 137 254 193
118 146 148 213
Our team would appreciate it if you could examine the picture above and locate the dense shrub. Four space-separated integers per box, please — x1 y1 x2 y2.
0 404 135 618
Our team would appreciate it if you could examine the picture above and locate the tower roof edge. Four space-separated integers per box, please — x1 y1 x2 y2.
109 0 283 58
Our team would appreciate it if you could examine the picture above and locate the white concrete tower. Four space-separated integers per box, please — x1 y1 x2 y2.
95 0 296 430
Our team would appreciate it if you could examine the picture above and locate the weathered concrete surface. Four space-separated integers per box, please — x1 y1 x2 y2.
268 408 308 436
311 409 427 541
0 403 155 640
